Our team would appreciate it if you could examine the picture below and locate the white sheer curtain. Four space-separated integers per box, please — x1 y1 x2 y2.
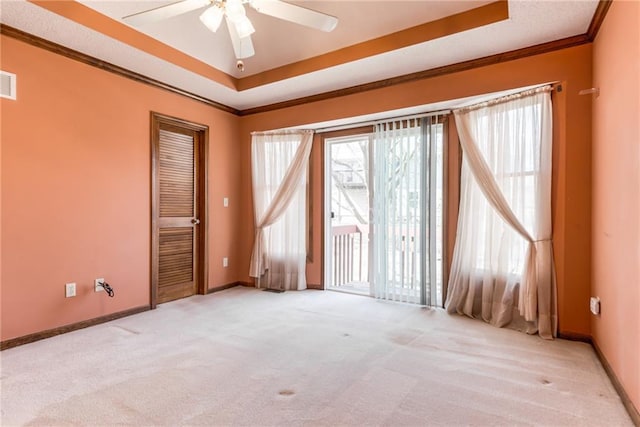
445 86 557 339
249 130 313 291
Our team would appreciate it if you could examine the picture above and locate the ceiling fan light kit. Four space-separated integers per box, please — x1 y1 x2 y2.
124 0 338 64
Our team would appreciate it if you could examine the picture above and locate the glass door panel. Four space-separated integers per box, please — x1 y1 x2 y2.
325 137 371 295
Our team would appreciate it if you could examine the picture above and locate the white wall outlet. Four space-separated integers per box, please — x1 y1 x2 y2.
223 197 229 207
95 278 105 292
590 297 601 315
65 283 76 298
223 257 229 267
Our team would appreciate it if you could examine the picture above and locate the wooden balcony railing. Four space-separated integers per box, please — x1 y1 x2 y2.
332 224 368 287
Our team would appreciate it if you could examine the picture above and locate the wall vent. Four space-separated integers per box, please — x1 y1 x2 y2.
1 71 17 100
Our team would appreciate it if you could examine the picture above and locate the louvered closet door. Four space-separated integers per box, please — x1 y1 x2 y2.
157 125 199 303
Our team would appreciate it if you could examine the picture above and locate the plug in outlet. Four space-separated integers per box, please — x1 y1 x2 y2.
65 283 76 298
590 297 601 315
95 278 105 292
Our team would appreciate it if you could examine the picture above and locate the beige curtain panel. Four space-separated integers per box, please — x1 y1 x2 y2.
249 130 313 290
446 86 557 339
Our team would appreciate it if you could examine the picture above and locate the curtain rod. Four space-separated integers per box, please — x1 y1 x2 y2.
453 84 556 114
316 109 451 134
251 129 314 136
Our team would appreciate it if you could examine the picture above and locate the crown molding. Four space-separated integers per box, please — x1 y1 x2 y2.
587 0 613 41
2 0 611 119
0 24 239 115
239 34 590 116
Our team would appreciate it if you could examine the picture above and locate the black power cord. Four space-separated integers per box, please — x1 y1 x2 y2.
99 281 115 298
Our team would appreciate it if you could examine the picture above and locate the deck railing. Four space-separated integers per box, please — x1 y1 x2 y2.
332 224 368 287
330 226 419 290
330 225 443 305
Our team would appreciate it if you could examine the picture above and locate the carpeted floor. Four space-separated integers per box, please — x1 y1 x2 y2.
0 286 633 426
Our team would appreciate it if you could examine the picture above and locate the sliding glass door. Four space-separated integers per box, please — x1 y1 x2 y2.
324 116 445 307
325 136 372 295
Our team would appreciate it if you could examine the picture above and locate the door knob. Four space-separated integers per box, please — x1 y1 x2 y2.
191 218 200 225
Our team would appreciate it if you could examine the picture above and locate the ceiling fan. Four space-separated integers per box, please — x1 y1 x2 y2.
123 0 338 62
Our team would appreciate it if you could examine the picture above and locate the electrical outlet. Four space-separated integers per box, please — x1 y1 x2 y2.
223 257 229 267
95 278 105 292
65 283 76 298
590 297 601 315
223 197 229 207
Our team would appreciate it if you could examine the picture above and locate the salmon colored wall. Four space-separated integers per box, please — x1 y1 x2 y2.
306 133 324 286
0 34 596 344
592 0 640 412
0 35 242 341
239 44 593 336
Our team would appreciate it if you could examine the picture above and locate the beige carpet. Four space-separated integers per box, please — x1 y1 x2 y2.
0 286 633 426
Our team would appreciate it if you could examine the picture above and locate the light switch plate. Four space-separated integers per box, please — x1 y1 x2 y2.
65 283 76 298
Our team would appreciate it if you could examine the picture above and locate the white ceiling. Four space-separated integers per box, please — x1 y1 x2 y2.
0 0 599 111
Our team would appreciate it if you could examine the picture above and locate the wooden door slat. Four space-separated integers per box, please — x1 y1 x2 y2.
157 127 196 292
153 118 204 306
159 127 195 218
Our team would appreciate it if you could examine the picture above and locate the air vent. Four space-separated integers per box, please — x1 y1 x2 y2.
1 71 17 100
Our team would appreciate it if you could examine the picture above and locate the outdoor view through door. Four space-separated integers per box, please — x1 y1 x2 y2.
326 137 371 295
325 116 445 307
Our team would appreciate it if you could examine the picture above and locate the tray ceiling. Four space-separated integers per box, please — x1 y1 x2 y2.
0 0 599 110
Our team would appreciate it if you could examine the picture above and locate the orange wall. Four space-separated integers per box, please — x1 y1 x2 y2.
0 35 242 341
3 17 636 411
1 34 595 342
592 0 640 412
239 44 594 337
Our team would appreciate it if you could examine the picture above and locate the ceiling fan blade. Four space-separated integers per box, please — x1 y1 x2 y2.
250 0 338 32
123 0 210 27
226 17 255 59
